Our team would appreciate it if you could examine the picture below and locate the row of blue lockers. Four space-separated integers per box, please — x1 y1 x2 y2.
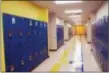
92 16 109 72
57 25 64 49
3 13 49 72
92 16 108 44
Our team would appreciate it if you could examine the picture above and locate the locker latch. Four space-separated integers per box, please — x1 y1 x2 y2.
19 32 22 37
21 59 24 65
8 32 12 39
28 32 30 36
29 56 32 61
9 65 14 72
35 52 37 57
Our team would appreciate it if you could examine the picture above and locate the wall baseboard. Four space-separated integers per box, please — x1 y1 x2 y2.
88 42 91 44
65 39 69 41
49 49 57 51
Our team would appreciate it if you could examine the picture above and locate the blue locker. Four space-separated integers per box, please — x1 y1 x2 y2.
42 22 48 58
3 13 49 72
3 13 26 72
32 20 41 68
38 21 47 62
57 25 64 49
44 22 48 56
92 15 109 72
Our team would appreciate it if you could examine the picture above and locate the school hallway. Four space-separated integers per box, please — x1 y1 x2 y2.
32 36 101 72
0 1 108 72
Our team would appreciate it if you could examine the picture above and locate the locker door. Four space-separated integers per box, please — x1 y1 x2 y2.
3 14 14 72
35 21 42 63
39 21 45 61
26 19 35 71
32 20 41 68
103 16 108 44
14 16 28 72
56 25 59 48
43 22 48 57
3 14 21 72
41 22 48 59
17 18 31 72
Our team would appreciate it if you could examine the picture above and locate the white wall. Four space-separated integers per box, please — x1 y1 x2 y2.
86 21 92 42
96 2 108 20
48 13 57 50
64 23 69 41
48 15 65 50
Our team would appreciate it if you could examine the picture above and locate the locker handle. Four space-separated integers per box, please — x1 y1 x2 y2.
29 56 32 61
19 32 23 37
28 32 31 36
8 32 13 39
21 59 25 65
9 65 15 72
35 52 37 57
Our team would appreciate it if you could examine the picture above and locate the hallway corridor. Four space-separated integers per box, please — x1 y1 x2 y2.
33 36 100 72
0 1 108 72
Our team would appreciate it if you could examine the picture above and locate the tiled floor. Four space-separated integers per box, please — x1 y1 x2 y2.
32 37 71 71
33 36 100 72
59 36 83 72
81 36 101 71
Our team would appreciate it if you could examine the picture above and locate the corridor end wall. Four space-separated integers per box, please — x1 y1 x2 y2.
72 25 86 35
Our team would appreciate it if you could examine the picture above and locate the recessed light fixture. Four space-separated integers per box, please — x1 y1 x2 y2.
54 1 83 4
65 9 83 14
68 24 72 27
69 15 81 18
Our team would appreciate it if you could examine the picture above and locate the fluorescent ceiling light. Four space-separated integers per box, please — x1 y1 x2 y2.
69 15 81 18
65 9 83 14
54 1 82 4
68 24 72 27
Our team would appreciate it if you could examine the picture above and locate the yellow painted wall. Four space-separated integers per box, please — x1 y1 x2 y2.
72 25 86 35
0 16 5 72
0 1 48 72
2 1 48 22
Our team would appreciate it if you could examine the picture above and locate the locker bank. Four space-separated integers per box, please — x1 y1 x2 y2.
0 1 108 72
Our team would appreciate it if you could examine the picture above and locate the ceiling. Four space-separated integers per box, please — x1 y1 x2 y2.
32 1 104 25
